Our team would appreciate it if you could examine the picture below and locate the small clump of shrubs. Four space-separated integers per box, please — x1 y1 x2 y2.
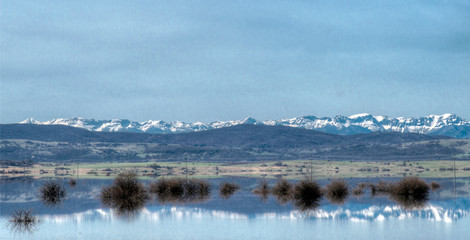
325 180 348 204
100 172 149 215
271 179 293 204
370 180 393 196
149 178 211 203
219 182 240 199
40 180 67 206
253 179 271 201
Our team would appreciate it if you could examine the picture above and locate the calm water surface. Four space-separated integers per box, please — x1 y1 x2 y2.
1 177 470 240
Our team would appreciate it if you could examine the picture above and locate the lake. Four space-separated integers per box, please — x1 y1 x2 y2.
1 177 470 240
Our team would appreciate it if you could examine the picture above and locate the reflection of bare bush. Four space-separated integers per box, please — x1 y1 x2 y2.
40 180 66 206
149 178 211 203
390 177 430 209
253 179 270 202
8 209 40 233
292 179 322 212
325 180 348 204
219 182 240 199
271 179 292 204
100 172 149 215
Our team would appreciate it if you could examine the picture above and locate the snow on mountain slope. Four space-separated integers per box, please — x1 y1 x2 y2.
19 114 470 138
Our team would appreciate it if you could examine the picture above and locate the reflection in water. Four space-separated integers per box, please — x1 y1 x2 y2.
219 182 240 199
149 178 211 203
271 179 292 205
40 181 67 207
325 180 349 204
7 209 41 233
253 179 270 202
292 179 322 212
100 172 150 216
32 202 470 224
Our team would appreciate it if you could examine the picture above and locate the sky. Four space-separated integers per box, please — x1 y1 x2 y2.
1 0 469 123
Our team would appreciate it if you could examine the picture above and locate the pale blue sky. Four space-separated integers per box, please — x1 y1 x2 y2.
1 0 469 123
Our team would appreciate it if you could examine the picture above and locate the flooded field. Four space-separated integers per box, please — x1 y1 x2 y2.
1 176 470 240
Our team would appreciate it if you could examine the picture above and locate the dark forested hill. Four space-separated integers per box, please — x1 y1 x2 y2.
1 124 467 162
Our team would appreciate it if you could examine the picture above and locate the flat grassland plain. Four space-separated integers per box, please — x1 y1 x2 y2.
2 160 470 180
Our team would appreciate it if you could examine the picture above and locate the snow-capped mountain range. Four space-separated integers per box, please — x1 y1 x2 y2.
19 113 470 138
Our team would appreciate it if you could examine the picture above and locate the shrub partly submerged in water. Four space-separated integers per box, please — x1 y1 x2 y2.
352 182 367 196
40 180 67 206
271 179 293 204
390 177 430 209
219 182 240 199
253 179 271 201
292 179 323 212
100 172 149 215
149 178 211 203
325 180 349 204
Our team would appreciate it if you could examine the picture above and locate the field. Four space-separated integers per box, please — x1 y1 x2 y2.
2 159 470 180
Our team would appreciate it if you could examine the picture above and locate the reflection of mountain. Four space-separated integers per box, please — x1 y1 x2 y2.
37 199 470 223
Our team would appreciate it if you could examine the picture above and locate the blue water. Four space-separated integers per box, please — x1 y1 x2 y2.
1 177 470 240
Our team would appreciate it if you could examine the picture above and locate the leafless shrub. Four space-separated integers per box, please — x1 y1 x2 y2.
219 182 240 199
292 179 323 212
253 179 270 201
100 172 149 215
325 180 348 204
271 179 292 204
390 177 430 209
149 178 211 203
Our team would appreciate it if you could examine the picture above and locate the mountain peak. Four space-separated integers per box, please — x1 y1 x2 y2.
348 113 372 119
20 118 40 124
242 117 259 124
